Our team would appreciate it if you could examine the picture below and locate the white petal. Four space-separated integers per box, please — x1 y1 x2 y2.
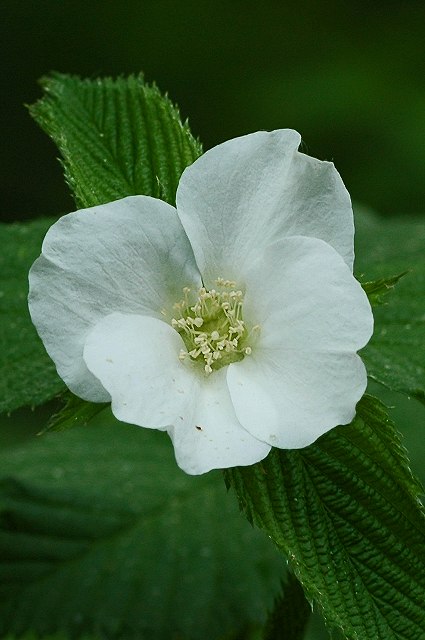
278 148 354 269
227 350 367 449
168 368 271 475
227 235 372 448
242 236 373 353
176 130 354 288
83 313 196 428
29 196 201 401
83 313 270 475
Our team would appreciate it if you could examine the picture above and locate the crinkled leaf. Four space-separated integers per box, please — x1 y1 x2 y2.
29 73 202 208
262 572 311 640
0 411 285 640
226 395 425 640
0 219 65 414
355 208 425 402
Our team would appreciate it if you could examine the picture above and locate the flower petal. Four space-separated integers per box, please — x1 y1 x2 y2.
29 196 201 401
168 368 271 475
83 313 196 428
242 236 373 354
227 350 367 449
227 235 371 448
83 313 270 474
176 130 354 288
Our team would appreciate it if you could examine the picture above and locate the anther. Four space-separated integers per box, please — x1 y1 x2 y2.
171 279 254 375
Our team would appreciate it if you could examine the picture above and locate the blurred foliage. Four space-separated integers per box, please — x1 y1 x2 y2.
0 410 285 640
0 218 65 414
2 0 425 221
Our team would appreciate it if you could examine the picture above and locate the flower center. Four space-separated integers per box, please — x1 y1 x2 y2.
171 278 256 375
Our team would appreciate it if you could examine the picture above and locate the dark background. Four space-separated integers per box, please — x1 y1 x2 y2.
2 0 425 223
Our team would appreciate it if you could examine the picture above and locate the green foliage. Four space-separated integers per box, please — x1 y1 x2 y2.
0 411 285 640
363 273 425 403
42 392 108 434
262 572 311 640
226 395 425 640
0 219 65 414
0 636 97 640
361 272 407 306
355 208 425 402
29 73 202 209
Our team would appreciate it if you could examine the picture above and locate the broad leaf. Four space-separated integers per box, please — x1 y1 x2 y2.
355 208 425 402
0 219 64 414
226 395 425 640
0 411 285 640
29 73 202 208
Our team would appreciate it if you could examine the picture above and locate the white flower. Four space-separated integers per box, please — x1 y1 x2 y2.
28 130 373 474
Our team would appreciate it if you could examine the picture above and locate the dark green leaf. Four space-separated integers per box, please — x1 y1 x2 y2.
42 392 108 434
262 572 311 640
29 73 202 208
0 219 65 414
0 411 285 640
226 395 425 640
362 273 425 403
354 208 425 402
354 207 425 271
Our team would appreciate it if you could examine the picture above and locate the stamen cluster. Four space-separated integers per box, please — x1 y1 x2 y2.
171 278 252 374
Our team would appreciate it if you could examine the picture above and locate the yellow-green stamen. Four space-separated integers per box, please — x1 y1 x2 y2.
171 278 257 374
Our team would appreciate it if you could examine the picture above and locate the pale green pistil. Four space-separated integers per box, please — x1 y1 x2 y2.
171 278 253 374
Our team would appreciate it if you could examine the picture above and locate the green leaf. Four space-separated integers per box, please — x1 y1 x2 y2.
0 411 285 640
362 271 425 403
354 207 425 271
41 392 108 434
361 272 407 306
226 395 425 640
354 208 425 402
0 219 65 414
29 73 202 208
262 572 311 640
